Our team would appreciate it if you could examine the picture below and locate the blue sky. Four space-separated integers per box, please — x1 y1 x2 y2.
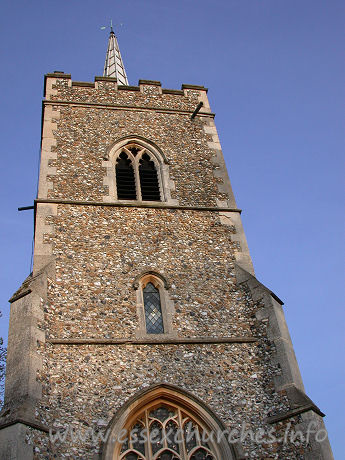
0 0 343 456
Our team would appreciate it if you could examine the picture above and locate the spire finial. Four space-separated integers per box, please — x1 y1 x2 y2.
103 21 128 85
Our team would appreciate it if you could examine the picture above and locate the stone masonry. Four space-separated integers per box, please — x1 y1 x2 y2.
0 73 333 459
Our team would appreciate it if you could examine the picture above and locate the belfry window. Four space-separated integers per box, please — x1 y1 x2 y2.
143 282 164 334
139 153 161 201
114 144 162 201
116 152 136 200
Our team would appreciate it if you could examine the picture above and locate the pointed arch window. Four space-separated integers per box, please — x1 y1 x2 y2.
116 152 136 200
104 137 177 205
115 400 220 460
102 386 237 460
139 153 161 201
133 272 175 337
114 144 162 201
143 282 164 334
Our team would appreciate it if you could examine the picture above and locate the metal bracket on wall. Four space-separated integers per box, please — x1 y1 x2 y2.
191 102 203 119
18 206 34 211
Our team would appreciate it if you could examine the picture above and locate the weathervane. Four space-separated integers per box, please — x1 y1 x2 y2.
100 19 123 34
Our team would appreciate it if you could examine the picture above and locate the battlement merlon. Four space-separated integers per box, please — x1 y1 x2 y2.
43 72 213 115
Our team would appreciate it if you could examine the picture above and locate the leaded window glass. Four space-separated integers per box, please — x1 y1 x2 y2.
118 403 218 460
143 283 164 334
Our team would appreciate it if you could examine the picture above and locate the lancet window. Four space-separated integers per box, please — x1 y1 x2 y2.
133 272 175 337
143 282 164 334
114 144 162 201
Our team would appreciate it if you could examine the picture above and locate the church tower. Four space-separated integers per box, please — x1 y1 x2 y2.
0 29 333 459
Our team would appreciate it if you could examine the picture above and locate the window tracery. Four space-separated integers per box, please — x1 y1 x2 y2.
104 137 178 205
116 151 136 200
119 402 218 460
139 153 161 201
114 143 162 201
102 385 236 460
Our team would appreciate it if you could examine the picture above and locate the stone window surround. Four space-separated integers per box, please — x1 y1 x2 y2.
133 271 176 339
142 280 164 335
116 399 218 459
101 384 237 460
103 136 178 205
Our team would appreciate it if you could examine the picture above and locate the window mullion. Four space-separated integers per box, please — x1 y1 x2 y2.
178 408 188 460
145 409 152 460
134 158 142 201
156 163 164 202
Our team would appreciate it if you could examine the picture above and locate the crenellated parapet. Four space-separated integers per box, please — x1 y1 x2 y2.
44 72 212 114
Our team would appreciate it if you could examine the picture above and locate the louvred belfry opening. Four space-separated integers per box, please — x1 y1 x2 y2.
139 153 161 201
116 151 136 200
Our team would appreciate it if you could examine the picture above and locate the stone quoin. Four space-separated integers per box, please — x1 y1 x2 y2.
0 26 333 460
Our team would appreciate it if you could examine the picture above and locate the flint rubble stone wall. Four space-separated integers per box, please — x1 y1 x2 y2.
0 75 332 459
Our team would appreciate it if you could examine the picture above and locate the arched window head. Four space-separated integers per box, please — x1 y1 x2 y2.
114 143 162 201
119 401 217 459
104 137 178 205
139 153 161 201
102 385 237 460
143 282 164 334
116 152 136 200
134 272 175 338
